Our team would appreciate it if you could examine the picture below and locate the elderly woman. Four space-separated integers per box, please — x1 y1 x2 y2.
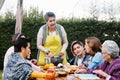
92 40 120 80
76 40 120 80
37 12 68 65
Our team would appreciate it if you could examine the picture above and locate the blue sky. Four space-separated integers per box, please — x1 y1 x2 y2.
0 0 120 20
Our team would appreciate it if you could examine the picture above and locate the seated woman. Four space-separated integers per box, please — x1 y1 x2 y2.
84 37 104 70
3 38 54 80
3 33 41 73
75 37 104 70
75 40 120 80
70 40 91 66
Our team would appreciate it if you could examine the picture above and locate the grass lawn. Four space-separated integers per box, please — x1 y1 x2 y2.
0 70 3 80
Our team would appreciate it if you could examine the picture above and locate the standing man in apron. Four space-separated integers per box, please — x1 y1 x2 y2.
37 12 68 66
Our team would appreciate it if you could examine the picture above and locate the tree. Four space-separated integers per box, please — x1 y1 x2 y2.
0 0 5 10
108 1 116 22
15 0 23 34
89 0 99 20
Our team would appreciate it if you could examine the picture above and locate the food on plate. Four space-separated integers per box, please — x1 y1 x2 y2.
55 68 68 76
44 63 54 69
57 70 66 74
65 65 78 73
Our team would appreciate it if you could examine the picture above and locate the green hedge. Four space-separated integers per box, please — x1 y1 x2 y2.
57 19 120 60
0 12 120 69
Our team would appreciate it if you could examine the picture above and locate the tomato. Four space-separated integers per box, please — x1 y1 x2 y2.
46 69 56 79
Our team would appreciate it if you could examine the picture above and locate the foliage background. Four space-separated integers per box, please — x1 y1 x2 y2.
0 8 120 69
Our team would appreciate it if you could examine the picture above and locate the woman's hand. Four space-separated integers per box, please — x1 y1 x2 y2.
93 70 109 78
78 64 86 69
58 52 64 57
47 53 54 58
30 59 37 65
74 68 87 74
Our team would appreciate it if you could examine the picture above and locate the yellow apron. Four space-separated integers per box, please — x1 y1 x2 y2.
38 31 67 66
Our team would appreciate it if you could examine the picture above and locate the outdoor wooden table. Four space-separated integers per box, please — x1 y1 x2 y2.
36 75 104 80
37 66 104 80
36 74 79 80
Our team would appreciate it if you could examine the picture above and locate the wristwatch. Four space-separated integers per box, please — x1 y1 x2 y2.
46 50 50 55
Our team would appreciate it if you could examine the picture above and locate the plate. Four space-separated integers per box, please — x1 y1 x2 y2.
55 68 68 76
